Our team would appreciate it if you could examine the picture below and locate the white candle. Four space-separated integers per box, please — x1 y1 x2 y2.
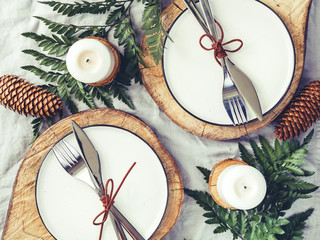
66 38 116 85
217 164 266 210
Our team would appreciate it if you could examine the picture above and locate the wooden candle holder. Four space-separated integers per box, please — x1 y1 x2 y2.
208 158 248 209
84 36 121 86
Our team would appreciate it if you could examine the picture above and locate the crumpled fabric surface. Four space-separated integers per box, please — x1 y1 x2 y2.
0 0 319 239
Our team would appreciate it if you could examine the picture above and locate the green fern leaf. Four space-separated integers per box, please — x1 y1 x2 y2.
236 211 248 235
21 65 47 78
281 141 290 157
259 136 277 164
284 148 307 165
114 17 145 83
105 6 124 25
214 225 228 234
35 16 80 36
205 218 220 224
203 211 217 219
57 81 79 114
302 129 314 145
196 166 210 183
295 168 315 177
277 209 314 240
285 179 318 194
22 32 72 56
31 118 43 144
239 142 255 166
22 49 66 71
141 0 164 64
227 210 237 228
285 164 305 176
22 65 65 82
250 139 270 173
21 32 44 42
274 138 284 159
184 189 218 213
39 1 112 16
92 86 115 108
74 81 96 109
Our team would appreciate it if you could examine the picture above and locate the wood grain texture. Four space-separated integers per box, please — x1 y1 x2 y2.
2 109 183 240
140 0 312 140
208 159 248 209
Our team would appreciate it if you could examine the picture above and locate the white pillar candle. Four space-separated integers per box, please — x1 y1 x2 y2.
66 38 116 85
217 164 267 210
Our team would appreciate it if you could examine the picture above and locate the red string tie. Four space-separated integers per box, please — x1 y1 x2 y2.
199 20 243 65
93 162 136 240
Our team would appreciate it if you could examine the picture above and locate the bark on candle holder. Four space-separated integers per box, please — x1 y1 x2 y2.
208 158 248 209
84 36 121 86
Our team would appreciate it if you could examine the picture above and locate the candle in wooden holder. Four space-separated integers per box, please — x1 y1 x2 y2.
209 159 267 210
66 36 120 86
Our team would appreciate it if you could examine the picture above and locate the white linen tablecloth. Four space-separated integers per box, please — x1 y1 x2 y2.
0 0 319 239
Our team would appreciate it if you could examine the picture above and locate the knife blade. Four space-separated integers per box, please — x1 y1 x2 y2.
224 60 263 121
71 120 105 197
70 120 145 240
183 0 263 121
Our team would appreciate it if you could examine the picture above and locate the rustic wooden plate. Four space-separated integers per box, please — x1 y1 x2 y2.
2 109 183 240
140 0 312 140
36 125 169 239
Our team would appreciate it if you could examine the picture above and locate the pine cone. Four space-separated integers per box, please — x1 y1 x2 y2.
0 75 63 118
275 81 320 140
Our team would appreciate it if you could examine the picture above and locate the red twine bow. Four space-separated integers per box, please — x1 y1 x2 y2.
93 162 136 240
199 20 243 65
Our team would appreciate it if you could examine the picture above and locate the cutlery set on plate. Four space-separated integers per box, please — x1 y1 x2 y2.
53 120 144 240
183 0 263 125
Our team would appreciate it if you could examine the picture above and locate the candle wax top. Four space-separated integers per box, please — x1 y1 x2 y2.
66 38 115 84
217 164 267 210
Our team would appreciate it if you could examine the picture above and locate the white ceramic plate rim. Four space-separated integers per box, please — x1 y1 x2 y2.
35 125 169 240
162 0 295 126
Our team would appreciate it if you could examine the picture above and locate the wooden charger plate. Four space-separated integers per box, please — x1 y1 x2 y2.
140 0 312 140
2 109 183 240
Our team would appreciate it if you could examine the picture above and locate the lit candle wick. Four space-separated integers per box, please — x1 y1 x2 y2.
86 58 90 63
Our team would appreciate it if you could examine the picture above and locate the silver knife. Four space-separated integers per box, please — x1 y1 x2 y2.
71 120 145 240
183 0 263 121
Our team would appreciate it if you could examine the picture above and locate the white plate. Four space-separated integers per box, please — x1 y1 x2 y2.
163 0 295 125
36 125 168 240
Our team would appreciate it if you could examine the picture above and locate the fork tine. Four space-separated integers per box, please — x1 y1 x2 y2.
60 140 78 165
224 99 236 125
225 96 248 126
232 98 244 125
235 97 248 123
231 98 241 125
52 147 72 169
56 141 75 166
53 139 86 177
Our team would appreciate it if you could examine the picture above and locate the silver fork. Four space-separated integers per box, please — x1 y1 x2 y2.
199 0 247 125
52 139 144 240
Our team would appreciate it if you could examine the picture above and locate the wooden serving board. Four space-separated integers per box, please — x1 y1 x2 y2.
140 0 312 140
2 109 184 240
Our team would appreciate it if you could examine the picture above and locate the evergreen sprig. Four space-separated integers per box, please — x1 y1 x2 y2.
185 131 317 240
142 0 166 64
38 0 120 16
22 0 164 140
